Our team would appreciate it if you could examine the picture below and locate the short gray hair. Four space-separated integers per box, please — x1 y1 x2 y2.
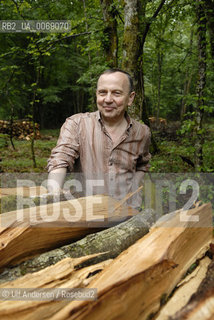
98 68 134 93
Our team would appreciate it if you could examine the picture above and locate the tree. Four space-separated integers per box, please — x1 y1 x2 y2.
121 0 170 153
194 0 207 170
122 0 140 86
100 0 118 67
203 0 214 62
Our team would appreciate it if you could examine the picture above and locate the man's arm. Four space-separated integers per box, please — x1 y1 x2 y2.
46 116 80 194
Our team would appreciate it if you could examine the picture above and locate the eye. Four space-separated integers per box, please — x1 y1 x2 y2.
98 90 106 96
113 91 122 96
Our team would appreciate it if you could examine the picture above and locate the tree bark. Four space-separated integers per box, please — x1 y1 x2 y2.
180 29 194 121
122 0 140 87
100 0 118 67
203 0 214 62
156 50 163 121
122 0 160 153
30 59 41 168
122 0 169 153
180 72 193 120
138 0 167 121
194 0 207 170
82 0 92 66
0 210 155 283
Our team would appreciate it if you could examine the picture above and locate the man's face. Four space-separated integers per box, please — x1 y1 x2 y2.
96 72 135 122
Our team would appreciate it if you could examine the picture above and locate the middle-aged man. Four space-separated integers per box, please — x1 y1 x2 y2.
47 69 151 208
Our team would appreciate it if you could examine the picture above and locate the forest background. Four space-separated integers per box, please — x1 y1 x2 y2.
0 0 214 176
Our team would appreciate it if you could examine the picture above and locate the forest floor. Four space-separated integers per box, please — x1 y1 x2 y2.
0 119 213 174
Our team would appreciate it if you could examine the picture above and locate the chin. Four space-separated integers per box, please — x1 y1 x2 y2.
103 113 118 120
101 110 116 116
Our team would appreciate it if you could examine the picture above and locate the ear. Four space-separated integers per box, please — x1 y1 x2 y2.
128 91 136 106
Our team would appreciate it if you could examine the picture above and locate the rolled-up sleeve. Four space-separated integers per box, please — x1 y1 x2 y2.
136 126 151 172
47 117 80 173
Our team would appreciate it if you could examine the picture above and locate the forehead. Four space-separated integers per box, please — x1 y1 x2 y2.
97 72 129 91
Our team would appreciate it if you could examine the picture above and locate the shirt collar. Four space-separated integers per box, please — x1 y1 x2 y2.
96 110 133 130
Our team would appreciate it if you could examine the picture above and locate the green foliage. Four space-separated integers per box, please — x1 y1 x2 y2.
150 118 214 173
0 134 9 148
178 116 196 135
144 1 201 120
0 0 213 126
0 0 105 127
0 0 213 173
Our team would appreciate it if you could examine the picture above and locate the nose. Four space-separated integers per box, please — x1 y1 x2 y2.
104 92 113 103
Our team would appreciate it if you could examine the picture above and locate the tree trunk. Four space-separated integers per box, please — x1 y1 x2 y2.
194 0 207 171
180 29 194 121
0 210 155 283
122 0 160 153
82 0 91 66
156 50 163 121
30 60 41 169
121 0 170 153
138 0 166 121
100 0 118 67
180 72 193 120
4 70 16 150
122 0 140 86
203 0 214 62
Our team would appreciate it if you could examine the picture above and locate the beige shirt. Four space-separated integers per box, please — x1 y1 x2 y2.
47 111 151 207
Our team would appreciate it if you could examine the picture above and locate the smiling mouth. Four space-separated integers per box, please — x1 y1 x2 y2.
103 106 115 110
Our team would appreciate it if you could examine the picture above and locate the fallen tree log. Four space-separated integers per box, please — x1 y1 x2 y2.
0 209 155 283
0 195 138 268
0 255 113 320
169 257 214 320
48 202 212 320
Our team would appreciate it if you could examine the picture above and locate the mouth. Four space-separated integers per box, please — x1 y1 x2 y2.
103 106 115 111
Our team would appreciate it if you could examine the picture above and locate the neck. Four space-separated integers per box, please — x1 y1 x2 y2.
101 112 126 128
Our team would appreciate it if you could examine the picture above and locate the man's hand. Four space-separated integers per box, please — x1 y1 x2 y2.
47 168 67 194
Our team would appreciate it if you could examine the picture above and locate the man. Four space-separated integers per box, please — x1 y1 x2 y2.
47 69 151 208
